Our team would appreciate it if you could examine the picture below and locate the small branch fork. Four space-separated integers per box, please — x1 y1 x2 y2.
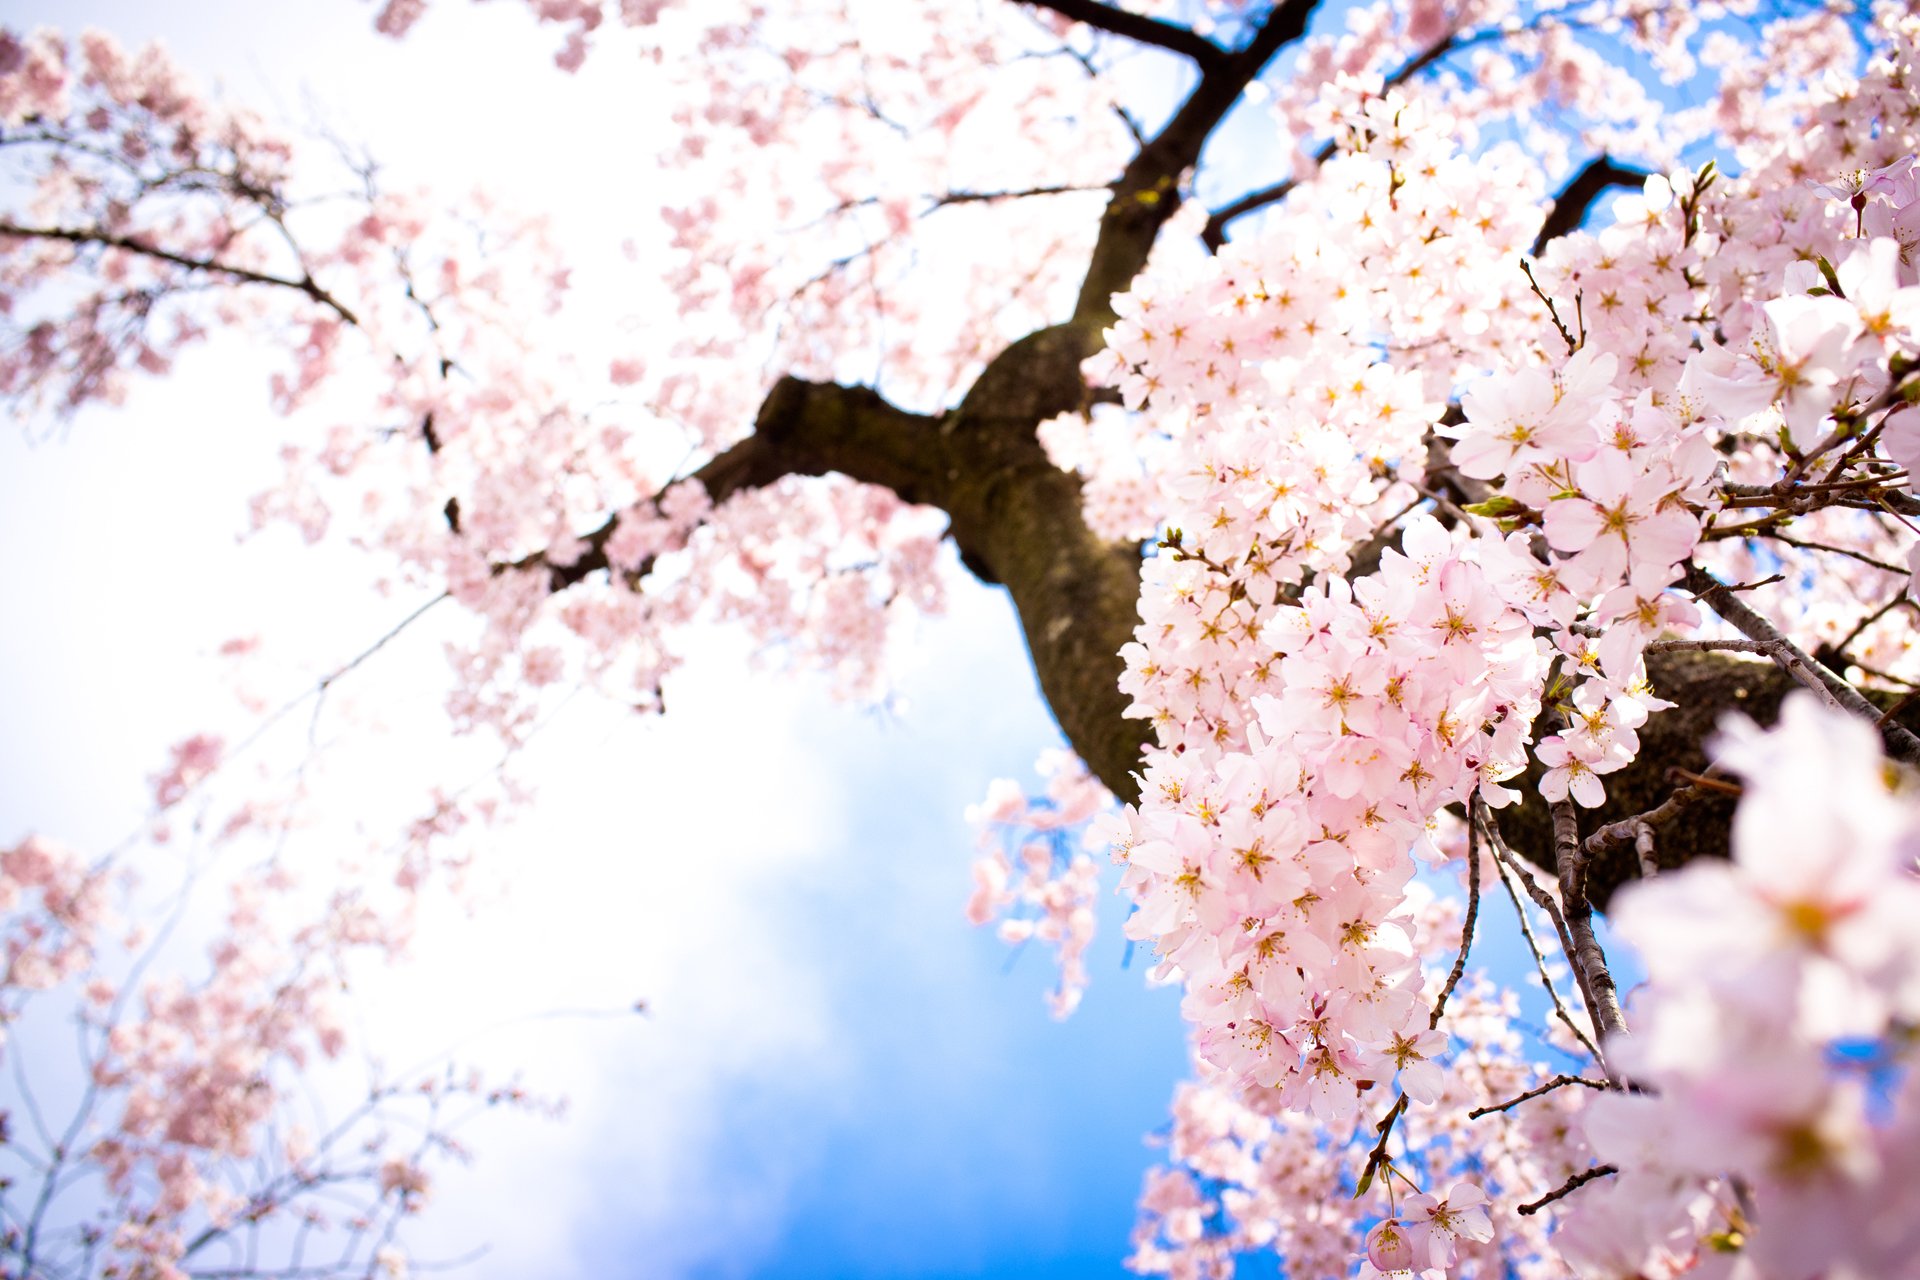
1468 1073 1608 1120
1521 258 1581 354
1583 814 1662 881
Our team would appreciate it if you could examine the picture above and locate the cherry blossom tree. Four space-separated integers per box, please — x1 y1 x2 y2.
6 0 1920 1277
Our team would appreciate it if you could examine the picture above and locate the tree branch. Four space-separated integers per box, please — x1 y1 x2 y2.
1074 0 1321 322
528 348 1153 803
531 379 949 591
1015 0 1227 71
1469 1073 1607 1120
1479 808 1604 1064
1686 564 1920 764
512 5 1334 812
930 183 1113 209
0 220 361 326
1552 797 1629 1065
1529 155 1652 257
1498 646 1920 910
1429 798 1482 1028
1518 1164 1617 1216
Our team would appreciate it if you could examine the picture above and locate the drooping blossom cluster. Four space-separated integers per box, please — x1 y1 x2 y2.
0 730 555 1280
964 749 1113 1018
0 27 300 417
1123 873 1600 1280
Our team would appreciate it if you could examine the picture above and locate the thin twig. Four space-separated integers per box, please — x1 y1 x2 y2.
1877 690 1920 730
1836 593 1916 659
0 220 360 325
929 183 1113 208
1664 766 1740 796
1763 533 1910 577
1520 259 1579 354
1355 1093 1410 1197
1429 799 1482 1029
1468 1073 1608 1119
1476 809 1603 1063
1518 1164 1618 1216
92 591 450 873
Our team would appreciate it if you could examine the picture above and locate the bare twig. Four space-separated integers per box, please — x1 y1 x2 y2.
1015 0 1227 70
1476 808 1603 1062
1835 593 1916 659
1518 1164 1618 1216
1762 532 1910 577
1468 1073 1608 1119
1520 259 1579 354
1429 799 1482 1029
0 220 361 325
930 183 1114 208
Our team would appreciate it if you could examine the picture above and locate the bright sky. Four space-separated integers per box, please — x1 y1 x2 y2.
0 3 1197 1276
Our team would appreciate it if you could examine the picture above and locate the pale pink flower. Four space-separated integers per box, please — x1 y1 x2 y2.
1402 1181 1493 1270
1365 1217 1417 1273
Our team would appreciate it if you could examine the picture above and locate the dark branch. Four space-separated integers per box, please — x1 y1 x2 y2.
1469 1073 1608 1120
509 11 1337 814
1014 0 1227 71
525 346 1152 803
1076 0 1320 320
1530 155 1652 257
1429 798 1481 1029
1552 797 1629 1064
1518 1164 1617 1216
931 183 1113 209
532 380 947 592
1497 645 1920 912
0 221 361 326
1202 174 1296 250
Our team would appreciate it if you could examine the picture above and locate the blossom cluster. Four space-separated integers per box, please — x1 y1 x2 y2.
1554 694 1920 1280
964 749 1112 1018
1086 8 1920 1277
